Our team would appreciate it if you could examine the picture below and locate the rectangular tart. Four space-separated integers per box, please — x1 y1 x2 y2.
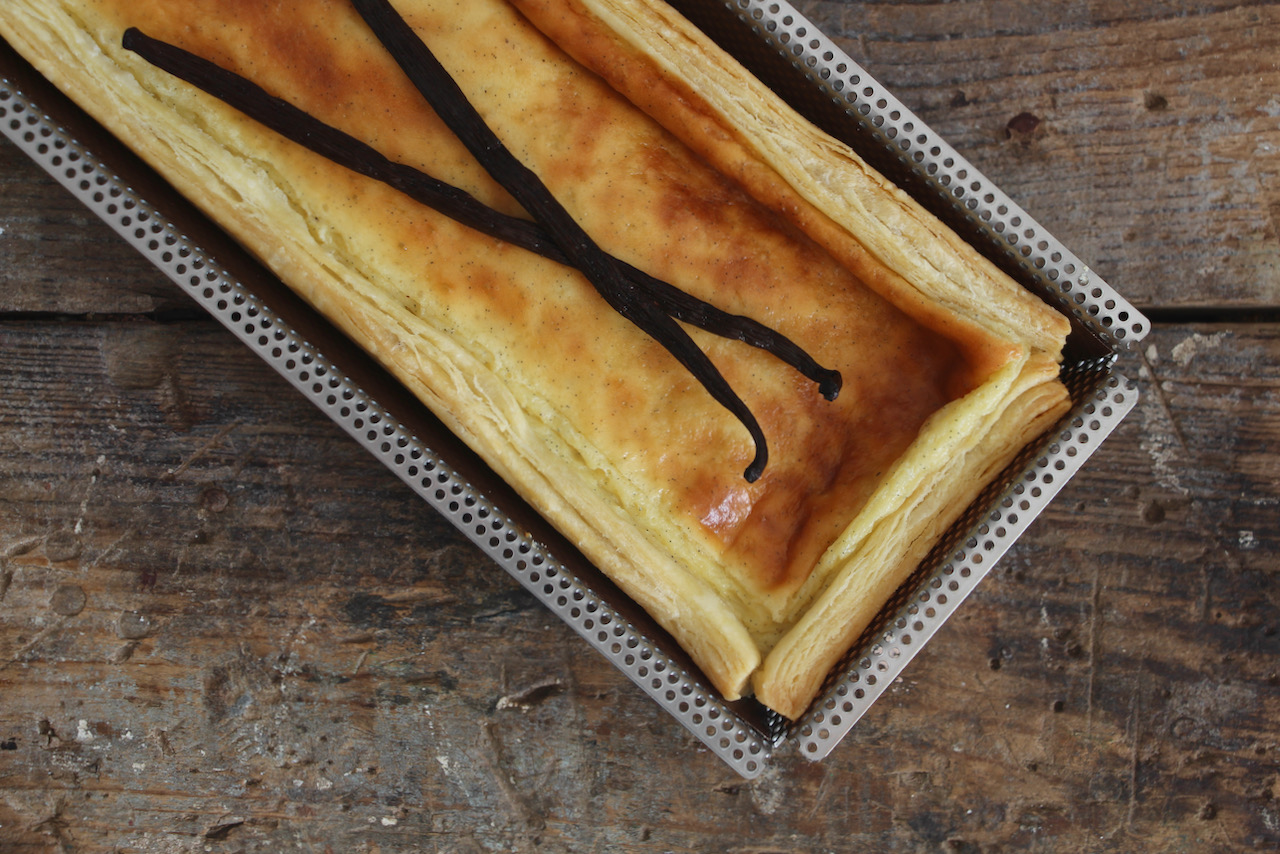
0 0 1072 719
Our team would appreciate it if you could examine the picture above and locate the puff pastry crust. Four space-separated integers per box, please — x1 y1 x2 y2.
2 0 1072 718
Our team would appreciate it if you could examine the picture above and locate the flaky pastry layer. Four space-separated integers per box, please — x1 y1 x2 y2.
2 0 1071 717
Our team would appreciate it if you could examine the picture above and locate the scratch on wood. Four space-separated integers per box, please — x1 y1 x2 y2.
477 719 544 830
2 536 43 559
278 613 317 661
1085 561 1102 737
805 765 835 821
1127 673 1143 830
164 420 241 480
112 641 139 663
381 586 458 607
494 680 564 712
31 799 71 847
205 817 246 840
0 620 64 673
83 526 138 573
1137 346 1191 457
73 459 102 536
1199 561 1213 622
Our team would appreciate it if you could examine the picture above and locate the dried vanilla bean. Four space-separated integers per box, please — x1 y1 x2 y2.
122 28 840 403
125 9 847 481
122 25 839 407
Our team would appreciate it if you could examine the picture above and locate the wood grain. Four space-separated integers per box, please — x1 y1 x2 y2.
792 0 1280 311
2 0 1278 850
2 314 1276 850
0 138 191 318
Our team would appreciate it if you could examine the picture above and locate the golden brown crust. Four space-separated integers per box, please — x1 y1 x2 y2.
1 0 1071 713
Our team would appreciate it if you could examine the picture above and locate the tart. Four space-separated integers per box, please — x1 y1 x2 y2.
1 0 1071 718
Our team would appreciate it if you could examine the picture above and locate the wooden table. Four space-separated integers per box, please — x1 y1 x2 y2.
2 1 1277 850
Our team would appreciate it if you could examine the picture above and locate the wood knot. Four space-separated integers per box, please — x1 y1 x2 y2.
117 611 153 640
49 584 87 616
1142 499 1166 523
198 486 230 513
1005 111 1043 144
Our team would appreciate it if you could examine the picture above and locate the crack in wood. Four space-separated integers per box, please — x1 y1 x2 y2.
477 719 545 832
1127 671 1144 831
1136 346 1191 457
0 620 65 673
1085 561 1102 738
163 420 241 480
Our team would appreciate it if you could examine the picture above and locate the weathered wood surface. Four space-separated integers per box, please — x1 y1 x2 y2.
1 0 1278 851
803 0 1280 312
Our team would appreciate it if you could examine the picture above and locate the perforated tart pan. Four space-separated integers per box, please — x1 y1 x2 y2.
0 0 1144 778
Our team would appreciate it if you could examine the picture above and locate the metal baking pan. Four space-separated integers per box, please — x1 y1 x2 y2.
0 0 1144 778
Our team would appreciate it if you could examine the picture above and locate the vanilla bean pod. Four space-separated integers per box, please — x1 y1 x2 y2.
123 28 839 403
125 11 849 480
